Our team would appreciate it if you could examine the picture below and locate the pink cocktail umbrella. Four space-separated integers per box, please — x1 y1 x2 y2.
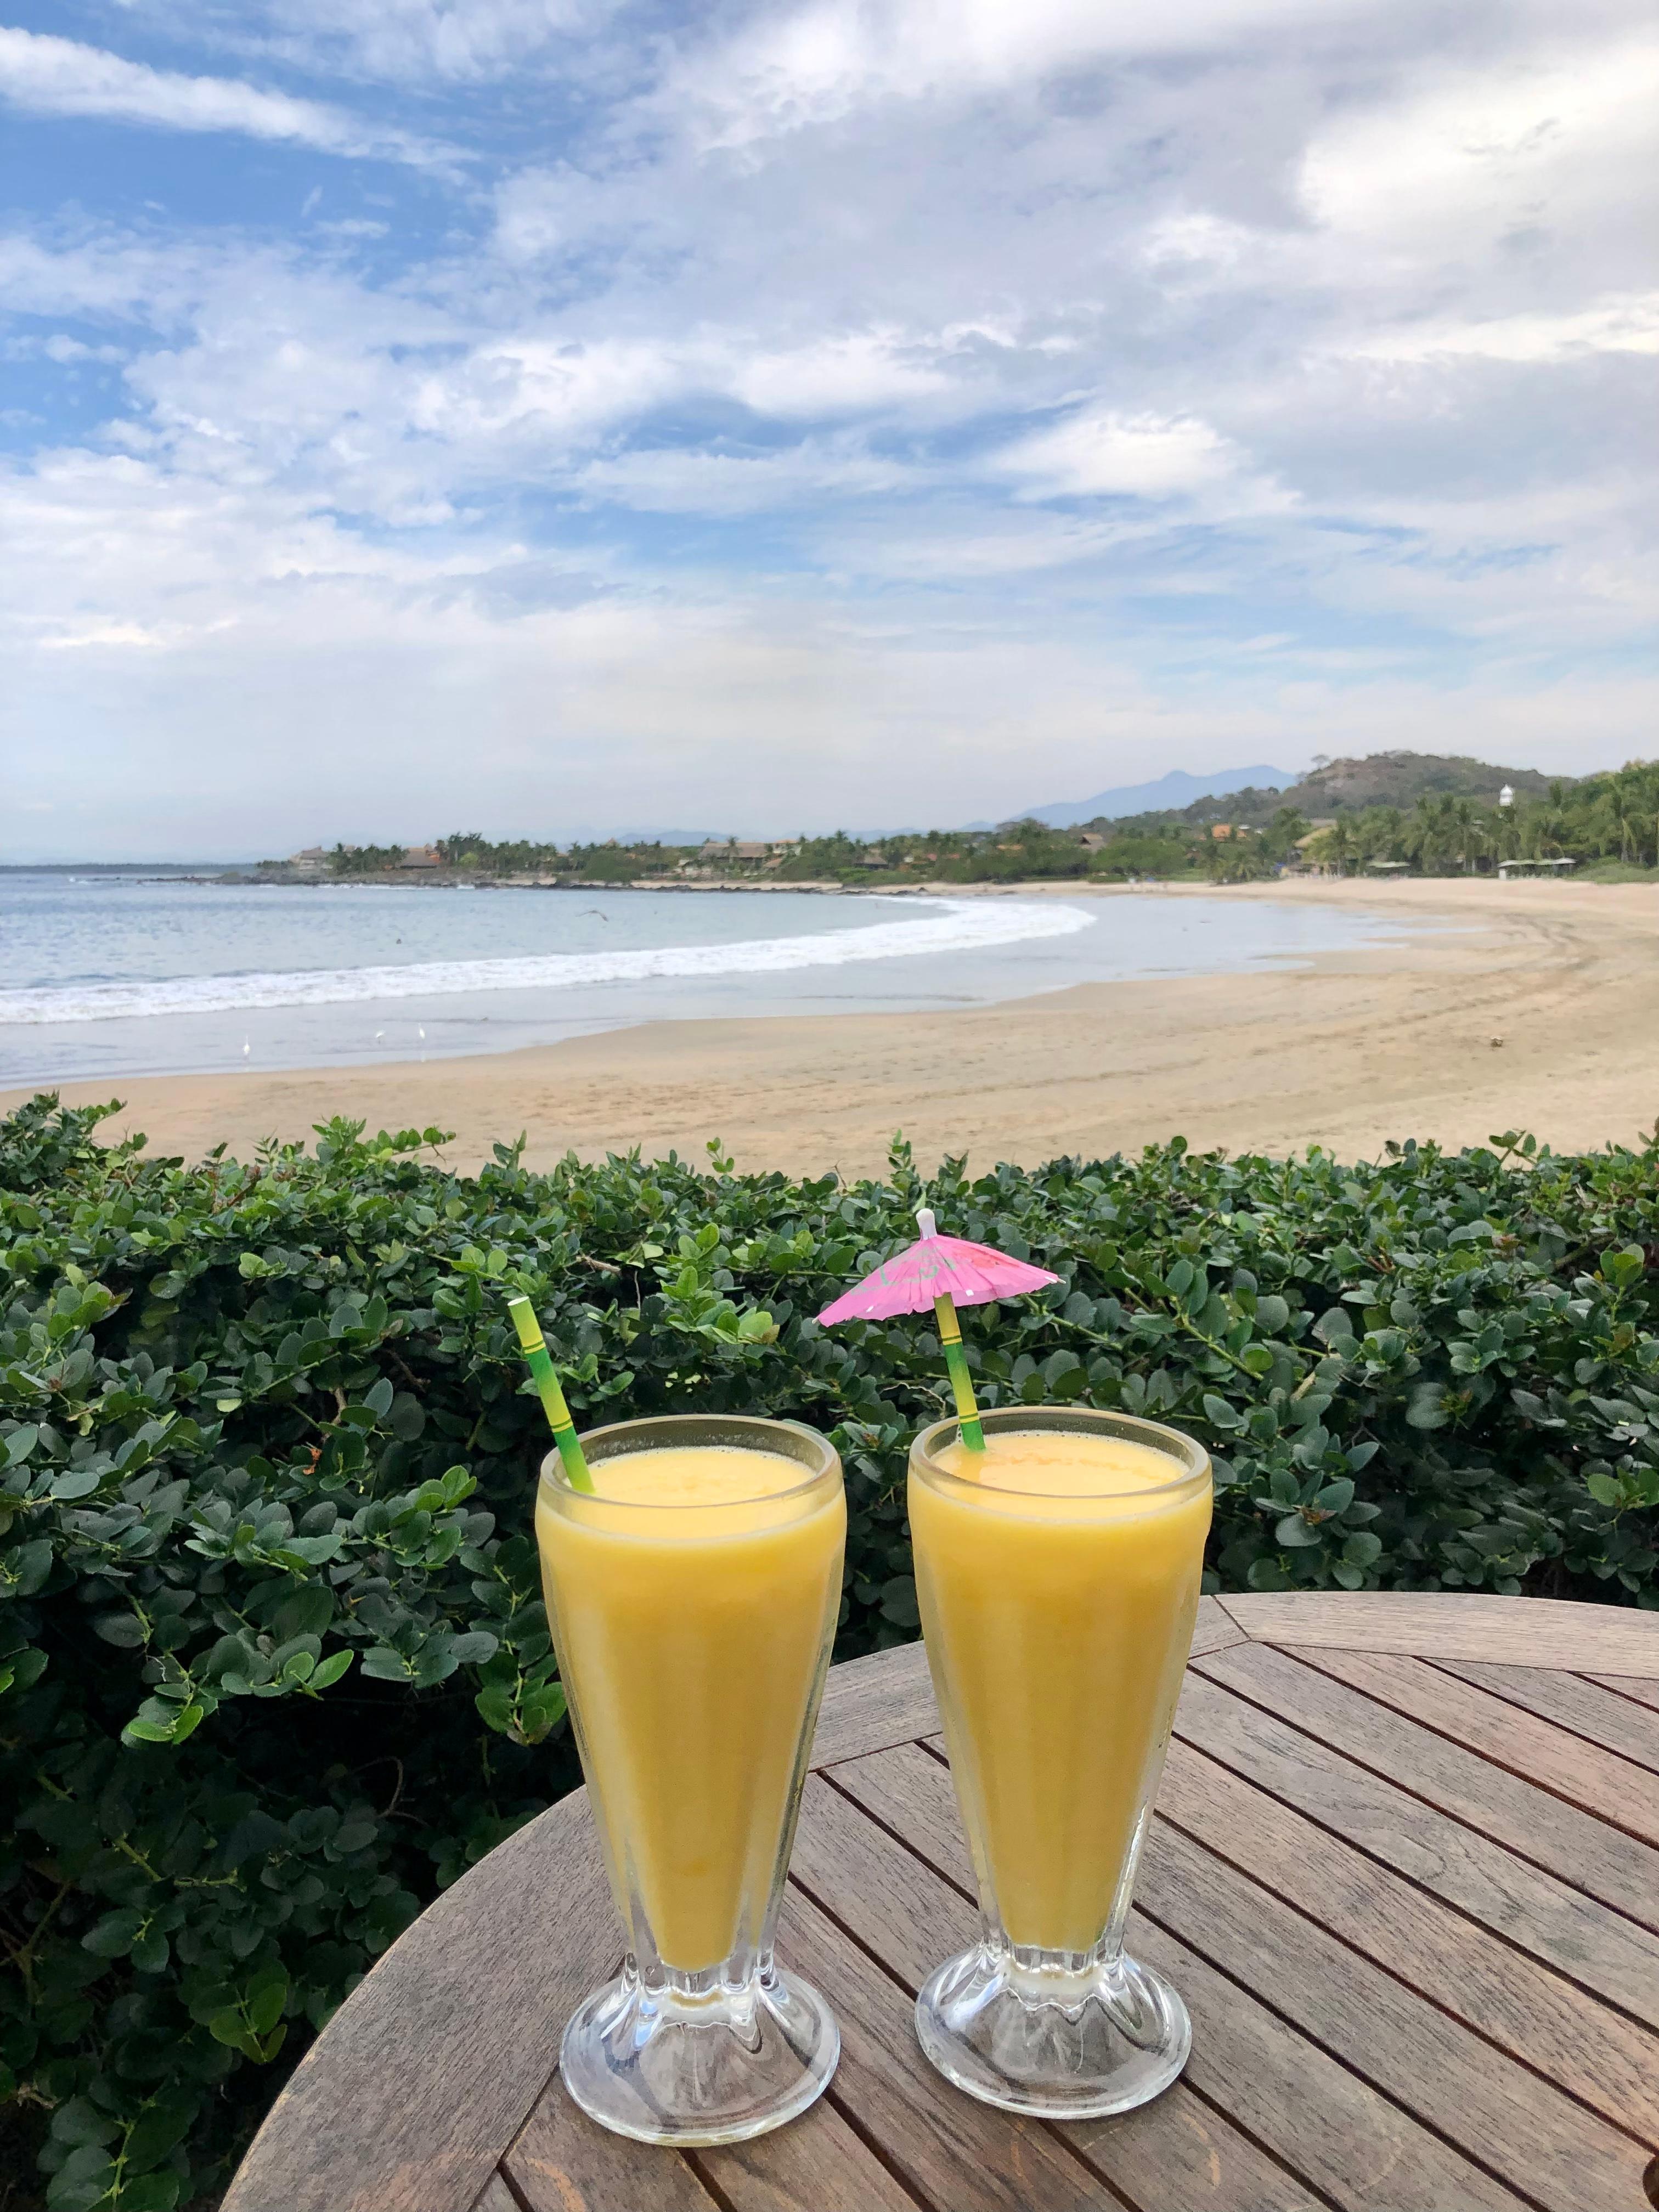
817 1208 1059 1451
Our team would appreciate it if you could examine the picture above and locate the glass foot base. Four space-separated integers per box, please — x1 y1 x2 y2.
560 1961 839 2146
916 1943 1190 2119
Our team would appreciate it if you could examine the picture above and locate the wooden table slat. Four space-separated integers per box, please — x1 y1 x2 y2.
1194 1640 1659 1933
1217 1592 1659 1675
809 1638 938 1768
1589 1673 1659 1716
1155 1736 1659 2145
696 2097 927 2212
1170 1669 1659 2035
1430 1656 1659 1776
1140 1819 1654 2211
470 2175 522 2212
1288 1647 1659 1848
1187 1592 1250 1659
505 2085 722 2212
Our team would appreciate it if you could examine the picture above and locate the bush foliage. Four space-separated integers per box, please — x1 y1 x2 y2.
3 1094 1657 2207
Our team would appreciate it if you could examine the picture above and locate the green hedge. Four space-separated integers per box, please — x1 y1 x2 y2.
2 1096 1656 2208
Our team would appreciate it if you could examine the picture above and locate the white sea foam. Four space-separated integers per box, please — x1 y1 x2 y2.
0 897 1096 1024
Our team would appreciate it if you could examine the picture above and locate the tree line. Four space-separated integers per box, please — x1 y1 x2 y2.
302 759 1657 887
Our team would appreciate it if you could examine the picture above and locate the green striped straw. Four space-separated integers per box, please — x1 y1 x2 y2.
917 1210 985 1453
506 1296 595 1492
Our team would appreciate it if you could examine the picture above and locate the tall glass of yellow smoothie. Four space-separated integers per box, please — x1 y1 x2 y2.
909 1403 1211 2117
535 1413 846 2145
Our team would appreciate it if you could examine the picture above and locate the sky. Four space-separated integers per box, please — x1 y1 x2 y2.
1 0 1655 858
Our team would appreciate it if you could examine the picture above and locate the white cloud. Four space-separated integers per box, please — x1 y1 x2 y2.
991 408 1294 521
672 0 1384 146
0 26 455 166
1299 32 1659 264
730 332 947 416
994 410 1236 499
1343 293 1659 365
577 439 919 514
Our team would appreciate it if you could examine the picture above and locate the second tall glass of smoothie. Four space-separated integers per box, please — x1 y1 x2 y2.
909 1403 1211 2117
535 1413 845 2144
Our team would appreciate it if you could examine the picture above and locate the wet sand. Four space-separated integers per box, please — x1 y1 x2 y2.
7 877 1657 1176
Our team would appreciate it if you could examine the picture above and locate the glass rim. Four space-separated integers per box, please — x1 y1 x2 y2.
909 1404 1211 1500
539 1412 841 1510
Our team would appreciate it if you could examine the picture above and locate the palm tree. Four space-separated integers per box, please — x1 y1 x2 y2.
1610 776 1638 864
1449 797 1481 873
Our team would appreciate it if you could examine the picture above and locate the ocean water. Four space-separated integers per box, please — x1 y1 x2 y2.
0 871 1430 1087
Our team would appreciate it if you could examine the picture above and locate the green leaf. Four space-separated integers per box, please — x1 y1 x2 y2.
475 1684 515 1733
1405 1381 1449 1430
207 2010 257 2057
48 2098 118 2148
388 1392 426 1441
274 1584 335 1640
1274 1513 1322 1549
46 2151 119 2212
7 1538 54 1595
92 1611 148 1649
246 1967 289 2035
49 1469 104 1502
278 1532 345 1565
111 2175 182 2212
81 1908 145 1959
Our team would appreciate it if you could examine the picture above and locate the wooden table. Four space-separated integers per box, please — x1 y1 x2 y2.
225 1594 1659 2212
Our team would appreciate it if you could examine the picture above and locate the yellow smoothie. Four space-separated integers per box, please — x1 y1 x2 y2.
910 1426 1210 1953
536 1443 845 1972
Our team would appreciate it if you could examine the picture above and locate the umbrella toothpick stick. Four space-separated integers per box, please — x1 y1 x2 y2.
817 1207 1057 1460
917 1210 986 1452
507 1295 595 1493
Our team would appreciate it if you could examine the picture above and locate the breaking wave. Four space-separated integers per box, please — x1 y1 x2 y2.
0 896 1097 1024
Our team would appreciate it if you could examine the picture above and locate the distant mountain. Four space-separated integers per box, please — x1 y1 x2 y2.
989 765 1298 830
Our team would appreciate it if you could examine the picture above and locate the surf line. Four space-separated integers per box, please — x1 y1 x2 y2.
0 899 1098 1024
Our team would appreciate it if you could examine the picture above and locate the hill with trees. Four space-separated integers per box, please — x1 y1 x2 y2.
1284 751 1562 814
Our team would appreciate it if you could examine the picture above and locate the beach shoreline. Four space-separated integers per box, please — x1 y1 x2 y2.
6 877 1657 1175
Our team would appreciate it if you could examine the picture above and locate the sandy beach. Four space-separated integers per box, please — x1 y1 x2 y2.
7 877 1657 1176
